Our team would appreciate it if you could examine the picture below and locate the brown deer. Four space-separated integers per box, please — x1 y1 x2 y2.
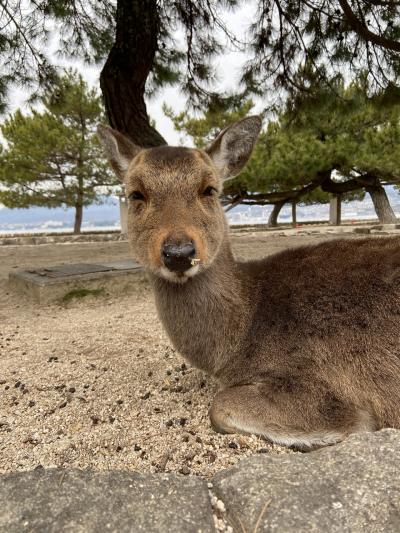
98 117 400 449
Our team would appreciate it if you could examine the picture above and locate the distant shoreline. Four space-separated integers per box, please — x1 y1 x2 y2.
1 185 399 235
1 218 395 240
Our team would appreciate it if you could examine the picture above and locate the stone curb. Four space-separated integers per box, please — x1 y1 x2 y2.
0 233 126 246
1 429 399 532
1 223 399 246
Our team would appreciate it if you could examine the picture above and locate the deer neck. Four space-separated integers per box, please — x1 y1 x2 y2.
150 235 250 375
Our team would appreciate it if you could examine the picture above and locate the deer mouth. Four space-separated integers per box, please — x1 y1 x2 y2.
158 263 201 284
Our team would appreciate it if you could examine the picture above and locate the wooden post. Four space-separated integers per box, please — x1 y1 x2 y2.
292 201 297 227
119 195 128 235
329 194 341 225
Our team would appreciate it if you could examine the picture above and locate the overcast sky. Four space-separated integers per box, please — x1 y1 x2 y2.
7 3 263 146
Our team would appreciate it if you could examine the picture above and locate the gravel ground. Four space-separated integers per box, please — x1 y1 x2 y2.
0 228 366 477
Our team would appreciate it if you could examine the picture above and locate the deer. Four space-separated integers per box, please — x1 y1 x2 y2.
98 116 400 450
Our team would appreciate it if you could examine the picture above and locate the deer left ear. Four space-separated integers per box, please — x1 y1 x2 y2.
205 116 262 181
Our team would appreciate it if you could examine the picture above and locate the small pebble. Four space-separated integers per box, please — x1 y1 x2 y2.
185 451 196 461
216 500 226 513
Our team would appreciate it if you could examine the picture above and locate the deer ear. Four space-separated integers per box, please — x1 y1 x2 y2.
97 124 142 180
205 116 261 181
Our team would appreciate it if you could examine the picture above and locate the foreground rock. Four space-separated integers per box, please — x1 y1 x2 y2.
1 430 399 532
213 429 400 532
0 469 214 533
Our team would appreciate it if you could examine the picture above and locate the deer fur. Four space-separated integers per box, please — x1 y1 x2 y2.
98 118 400 450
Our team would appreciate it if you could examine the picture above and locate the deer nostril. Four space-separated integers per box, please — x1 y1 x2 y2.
162 242 196 272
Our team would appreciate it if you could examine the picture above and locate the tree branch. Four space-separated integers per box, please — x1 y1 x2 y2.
223 171 330 207
338 0 400 51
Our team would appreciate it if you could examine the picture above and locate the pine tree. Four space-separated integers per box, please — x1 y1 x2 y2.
0 70 117 233
285 77 400 223
165 79 399 224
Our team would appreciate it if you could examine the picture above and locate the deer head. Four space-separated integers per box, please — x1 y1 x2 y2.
97 116 261 283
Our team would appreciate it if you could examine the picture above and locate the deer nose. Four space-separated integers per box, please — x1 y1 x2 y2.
162 241 196 272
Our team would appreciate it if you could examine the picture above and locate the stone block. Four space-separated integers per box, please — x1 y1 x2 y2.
0 469 215 533
213 429 400 533
9 260 147 304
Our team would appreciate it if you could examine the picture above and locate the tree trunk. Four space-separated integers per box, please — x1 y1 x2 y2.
268 201 285 227
100 0 166 147
291 201 297 227
366 183 398 224
74 204 83 234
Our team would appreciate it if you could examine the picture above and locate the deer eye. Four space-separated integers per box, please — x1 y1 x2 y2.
129 191 145 201
202 186 216 197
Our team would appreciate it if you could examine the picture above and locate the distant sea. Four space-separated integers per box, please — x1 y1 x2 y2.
0 187 399 235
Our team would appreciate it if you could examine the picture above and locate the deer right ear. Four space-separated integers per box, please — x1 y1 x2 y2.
97 124 142 181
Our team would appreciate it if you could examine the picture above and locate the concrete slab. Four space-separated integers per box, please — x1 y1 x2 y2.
8 260 146 304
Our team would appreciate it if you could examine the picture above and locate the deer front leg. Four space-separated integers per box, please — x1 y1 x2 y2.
209 382 376 450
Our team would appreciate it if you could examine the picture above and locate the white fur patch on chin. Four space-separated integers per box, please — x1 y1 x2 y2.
158 265 200 284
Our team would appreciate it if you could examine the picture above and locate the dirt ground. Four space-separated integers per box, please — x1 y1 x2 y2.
0 229 366 477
